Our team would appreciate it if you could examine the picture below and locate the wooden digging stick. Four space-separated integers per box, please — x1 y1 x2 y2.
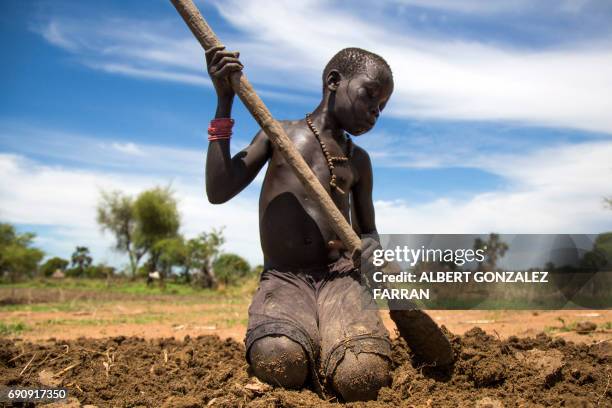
170 0 361 256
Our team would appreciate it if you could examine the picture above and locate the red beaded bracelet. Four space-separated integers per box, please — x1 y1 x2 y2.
208 118 234 141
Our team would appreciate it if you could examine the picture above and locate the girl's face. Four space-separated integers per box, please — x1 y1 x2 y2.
330 65 393 136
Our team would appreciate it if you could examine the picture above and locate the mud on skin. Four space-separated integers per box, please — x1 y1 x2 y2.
1 328 610 407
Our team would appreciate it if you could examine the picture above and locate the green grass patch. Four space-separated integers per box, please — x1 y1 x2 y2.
39 313 168 327
210 316 249 328
0 277 258 302
545 318 580 334
0 302 97 313
2 278 210 296
0 321 29 336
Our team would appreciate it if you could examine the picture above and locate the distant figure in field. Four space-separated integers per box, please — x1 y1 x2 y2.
147 271 160 287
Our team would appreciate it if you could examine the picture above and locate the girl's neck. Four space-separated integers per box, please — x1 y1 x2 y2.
309 98 346 142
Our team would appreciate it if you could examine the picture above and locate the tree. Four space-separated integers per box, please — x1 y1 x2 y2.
0 223 44 282
85 263 116 279
97 186 180 278
69 246 92 277
189 229 224 288
474 233 509 271
152 229 227 287
153 236 188 282
213 253 251 286
581 232 612 271
40 257 69 277
134 187 180 282
97 190 143 278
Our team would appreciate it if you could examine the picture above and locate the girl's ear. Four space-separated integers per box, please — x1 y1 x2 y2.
326 70 341 92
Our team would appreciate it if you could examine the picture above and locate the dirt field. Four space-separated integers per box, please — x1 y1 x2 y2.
2 286 611 344
1 329 610 407
1 285 611 406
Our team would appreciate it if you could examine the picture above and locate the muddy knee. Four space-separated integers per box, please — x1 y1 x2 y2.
249 335 308 389
332 350 391 402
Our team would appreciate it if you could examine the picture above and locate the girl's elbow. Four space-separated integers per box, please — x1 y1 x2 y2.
206 184 229 204
206 190 229 204
207 194 226 205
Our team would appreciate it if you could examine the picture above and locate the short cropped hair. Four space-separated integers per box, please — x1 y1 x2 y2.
322 47 392 93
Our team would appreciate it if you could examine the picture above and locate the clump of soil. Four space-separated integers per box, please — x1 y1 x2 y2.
1 328 610 407
575 321 598 334
384 328 610 406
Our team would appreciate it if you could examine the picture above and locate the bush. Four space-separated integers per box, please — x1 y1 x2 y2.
85 263 116 279
0 223 44 282
40 257 69 277
251 264 264 277
213 253 251 286
70 246 93 277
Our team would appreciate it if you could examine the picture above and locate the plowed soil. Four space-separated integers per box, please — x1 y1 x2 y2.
2 328 610 407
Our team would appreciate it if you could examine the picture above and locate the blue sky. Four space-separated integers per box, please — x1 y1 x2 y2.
1 0 611 268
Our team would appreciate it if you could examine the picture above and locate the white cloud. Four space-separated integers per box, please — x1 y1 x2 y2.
391 0 591 15
375 140 612 234
89 62 211 87
2 134 611 271
34 15 310 103
0 122 270 186
40 20 79 51
33 1 612 134
211 0 612 133
393 0 527 14
0 147 263 268
111 142 145 156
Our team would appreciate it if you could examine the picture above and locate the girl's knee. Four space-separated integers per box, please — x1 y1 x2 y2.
249 335 308 389
331 350 391 402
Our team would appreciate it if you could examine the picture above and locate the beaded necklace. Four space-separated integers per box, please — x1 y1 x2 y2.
305 113 352 194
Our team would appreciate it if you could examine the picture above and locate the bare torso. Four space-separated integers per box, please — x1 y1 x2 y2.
259 120 357 269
